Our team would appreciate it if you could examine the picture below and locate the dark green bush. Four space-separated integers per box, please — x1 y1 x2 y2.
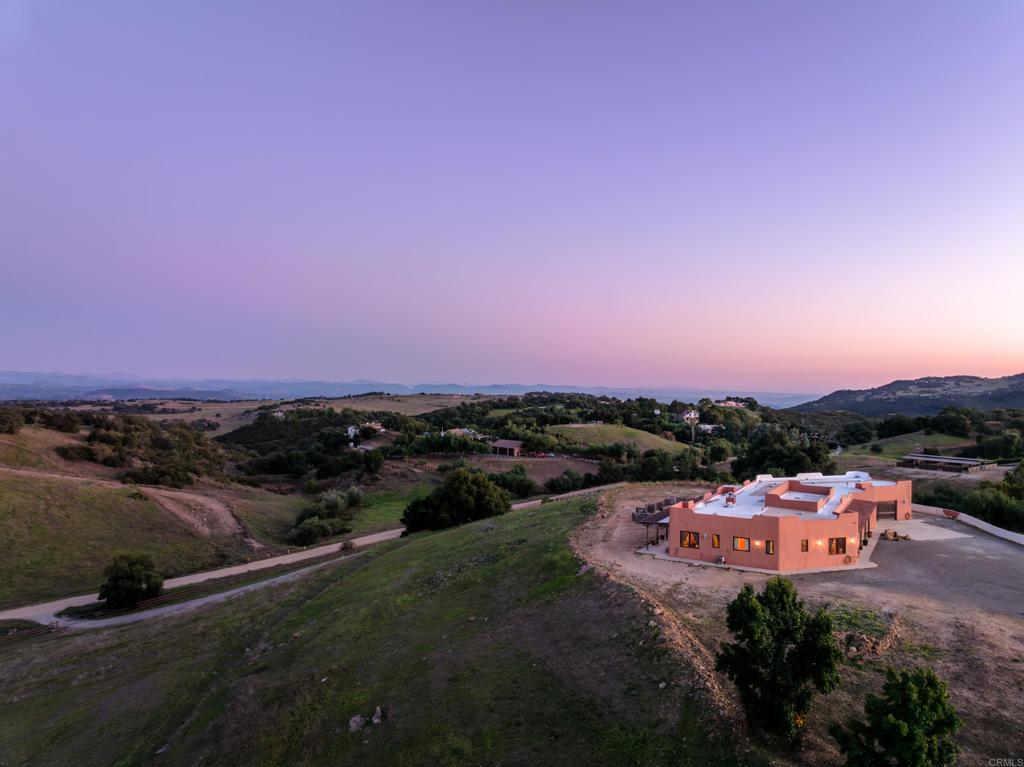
401 468 511 533
98 554 164 609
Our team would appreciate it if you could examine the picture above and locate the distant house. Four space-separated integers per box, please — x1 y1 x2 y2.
361 421 385 433
490 439 524 457
716 399 746 408
346 425 358 439
270 410 286 420
443 427 478 439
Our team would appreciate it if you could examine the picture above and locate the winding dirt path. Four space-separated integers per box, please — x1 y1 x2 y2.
0 464 254 543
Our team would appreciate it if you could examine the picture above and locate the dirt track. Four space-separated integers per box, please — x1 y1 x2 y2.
0 464 255 544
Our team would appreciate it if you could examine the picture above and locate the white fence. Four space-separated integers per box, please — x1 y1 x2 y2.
912 503 1024 547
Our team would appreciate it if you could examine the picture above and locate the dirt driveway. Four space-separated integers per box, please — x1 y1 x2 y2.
573 484 1024 766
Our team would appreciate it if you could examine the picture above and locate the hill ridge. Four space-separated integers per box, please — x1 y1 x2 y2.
793 372 1024 416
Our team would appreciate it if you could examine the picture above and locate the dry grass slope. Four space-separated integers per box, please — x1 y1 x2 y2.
548 423 692 454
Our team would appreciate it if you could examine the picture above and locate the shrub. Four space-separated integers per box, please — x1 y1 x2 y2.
362 449 384 476
289 488 358 544
831 667 961 767
345 485 365 508
545 470 583 494
287 516 349 545
914 482 1024 533
98 554 164 608
869 444 883 453
487 464 537 498
55 444 97 462
716 577 841 741
124 462 192 488
706 438 733 463
0 407 24 434
40 410 81 433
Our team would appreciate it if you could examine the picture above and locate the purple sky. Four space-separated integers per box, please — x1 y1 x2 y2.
2 1 1022 392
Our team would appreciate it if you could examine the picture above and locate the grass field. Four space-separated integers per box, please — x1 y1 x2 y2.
548 423 693 454
317 393 498 416
843 430 973 459
0 474 252 609
348 485 432 534
0 426 119 478
0 498 748 767
214 486 308 544
224 483 433 543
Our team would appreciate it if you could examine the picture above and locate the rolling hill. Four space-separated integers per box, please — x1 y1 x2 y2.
0 371 814 407
0 497 743 767
793 373 1024 416
547 424 693 454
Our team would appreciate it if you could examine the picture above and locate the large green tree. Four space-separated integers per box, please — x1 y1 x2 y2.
401 467 511 532
830 667 961 767
732 427 837 480
98 554 164 609
716 577 841 740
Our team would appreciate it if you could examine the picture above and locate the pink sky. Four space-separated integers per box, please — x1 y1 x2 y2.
2 2 1022 393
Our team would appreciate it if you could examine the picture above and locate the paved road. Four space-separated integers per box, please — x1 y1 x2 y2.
0 527 404 625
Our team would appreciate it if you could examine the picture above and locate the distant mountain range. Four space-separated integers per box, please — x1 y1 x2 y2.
793 373 1024 416
0 371 815 409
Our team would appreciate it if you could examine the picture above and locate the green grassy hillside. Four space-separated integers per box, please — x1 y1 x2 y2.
0 498 747 767
0 475 250 609
548 423 692 454
843 430 972 459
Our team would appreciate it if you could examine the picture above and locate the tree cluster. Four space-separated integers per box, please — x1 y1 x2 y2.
401 468 511 533
718 578 961 765
287 486 364 545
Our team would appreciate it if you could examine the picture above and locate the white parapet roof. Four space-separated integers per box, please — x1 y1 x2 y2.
686 471 896 520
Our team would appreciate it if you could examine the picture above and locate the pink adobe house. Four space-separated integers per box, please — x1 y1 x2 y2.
665 472 912 572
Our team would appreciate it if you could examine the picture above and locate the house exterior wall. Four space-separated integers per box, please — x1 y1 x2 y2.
853 481 913 521
664 478 912 573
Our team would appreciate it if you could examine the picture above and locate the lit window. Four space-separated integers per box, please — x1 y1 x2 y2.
732 537 750 552
765 540 775 555
680 531 699 549
711 533 720 549
828 537 847 555
800 539 809 553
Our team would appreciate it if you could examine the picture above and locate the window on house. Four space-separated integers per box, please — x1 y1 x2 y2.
680 531 699 549
732 536 750 552
800 539 809 553
711 533 720 548
765 540 775 555
828 537 847 555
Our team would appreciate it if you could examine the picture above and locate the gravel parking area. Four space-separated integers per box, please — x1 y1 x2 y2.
808 517 1024 618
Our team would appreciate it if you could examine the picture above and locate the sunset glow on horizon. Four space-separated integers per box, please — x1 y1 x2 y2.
2 1 1023 393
